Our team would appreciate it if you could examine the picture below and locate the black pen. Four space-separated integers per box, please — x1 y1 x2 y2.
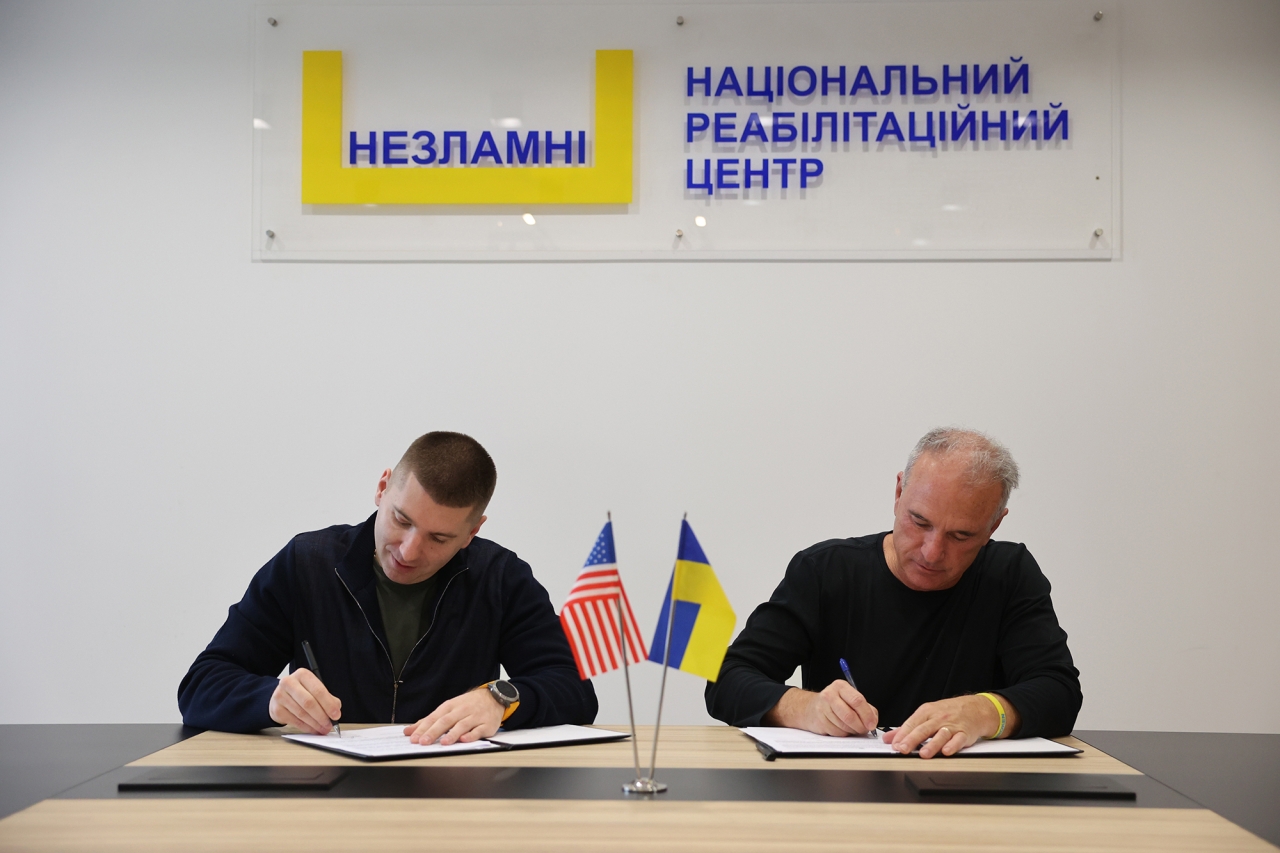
301 640 341 737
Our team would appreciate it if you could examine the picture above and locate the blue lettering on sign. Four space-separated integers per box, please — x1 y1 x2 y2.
686 158 713 192
772 112 797 143
383 131 409 165
678 54 1071 198
788 65 817 97
349 131 377 165
714 113 737 143
821 65 846 96
909 112 935 147
440 131 467 165
715 67 744 97
545 131 573 164
507 131 537 164
342 128 591 168
687 113 710 142
814 112 837 142
877 111 904 143
716 158 740 189
688 67 712 97
746 66 774 101
850 66 879 97
800 158 823 188
470 131 502 165
773 158 797 189
740 113 769 144
412 131 436 164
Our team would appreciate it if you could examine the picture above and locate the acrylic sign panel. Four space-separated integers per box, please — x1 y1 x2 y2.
252 1 1118 260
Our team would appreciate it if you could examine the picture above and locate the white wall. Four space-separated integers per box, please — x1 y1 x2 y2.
1 0 1277 733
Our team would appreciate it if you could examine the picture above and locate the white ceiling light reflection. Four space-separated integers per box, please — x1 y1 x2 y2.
522 213 537 225
941 204 963 212
695 216 707 227
253 118 272 130
492 117 522 129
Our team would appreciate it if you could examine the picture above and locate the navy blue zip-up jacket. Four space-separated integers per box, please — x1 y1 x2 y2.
178 514 597 732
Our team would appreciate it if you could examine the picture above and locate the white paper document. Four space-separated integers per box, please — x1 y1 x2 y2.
283 724 629 761
740 726 1081 758
284 725 505 759
486 724 626 748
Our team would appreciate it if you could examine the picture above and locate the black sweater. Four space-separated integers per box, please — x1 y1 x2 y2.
178 513 596 732
705 533 1081 737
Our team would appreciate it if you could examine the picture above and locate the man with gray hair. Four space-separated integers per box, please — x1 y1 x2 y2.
705 428 1081 758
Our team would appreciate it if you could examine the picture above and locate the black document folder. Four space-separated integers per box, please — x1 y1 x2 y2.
906 771 1135 800
118 766 348 791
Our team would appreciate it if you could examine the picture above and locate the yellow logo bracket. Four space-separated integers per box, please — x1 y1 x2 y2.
301 49 632 205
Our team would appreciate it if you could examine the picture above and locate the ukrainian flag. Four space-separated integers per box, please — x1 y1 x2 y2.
648 520 736 682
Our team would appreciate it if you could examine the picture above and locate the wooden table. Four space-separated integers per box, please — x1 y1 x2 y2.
0 725 1274 852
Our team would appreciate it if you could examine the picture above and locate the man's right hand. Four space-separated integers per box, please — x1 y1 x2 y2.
268 668 341 734
762 682 879 736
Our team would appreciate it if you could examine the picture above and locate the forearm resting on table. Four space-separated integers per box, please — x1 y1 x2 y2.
762 683 878 735
987 692 1021 738
767 687 1022 741
763 687 811 727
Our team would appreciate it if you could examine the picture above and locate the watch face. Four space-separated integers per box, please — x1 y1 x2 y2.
492 680 519 704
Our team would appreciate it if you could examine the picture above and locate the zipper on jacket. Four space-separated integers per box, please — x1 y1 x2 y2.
335 568 398 720
398 567 469 679
335 564 470 724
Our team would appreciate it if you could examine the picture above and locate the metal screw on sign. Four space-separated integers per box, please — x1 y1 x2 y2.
1093 11 1103 21
268 17 278 27
675 229 684 238
266 230 275 239
1094 229 1103 238
676 16 685 25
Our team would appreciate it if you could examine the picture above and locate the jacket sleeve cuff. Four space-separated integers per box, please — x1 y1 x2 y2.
742 682 793 727
501 681 538 729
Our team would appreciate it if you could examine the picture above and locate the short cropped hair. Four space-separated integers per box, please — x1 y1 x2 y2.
394 431 497 517
902 427 1021 514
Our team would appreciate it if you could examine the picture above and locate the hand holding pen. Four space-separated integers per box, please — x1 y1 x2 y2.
836 657 880 736
763 657 879 736
267 640 343 736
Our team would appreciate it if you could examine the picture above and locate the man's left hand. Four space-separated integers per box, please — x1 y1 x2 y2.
881 694 1019 759
403 687 504 745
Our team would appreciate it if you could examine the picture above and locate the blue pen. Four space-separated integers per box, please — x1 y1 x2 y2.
838 657 858 692
840 658 878 739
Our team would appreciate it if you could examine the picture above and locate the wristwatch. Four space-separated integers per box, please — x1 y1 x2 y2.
487 680 520 722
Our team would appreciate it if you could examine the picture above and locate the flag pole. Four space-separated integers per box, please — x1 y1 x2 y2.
616 589 645 788
609 512 645 788
628 513 684 794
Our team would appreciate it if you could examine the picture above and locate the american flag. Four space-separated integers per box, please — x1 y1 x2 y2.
559 521 648 680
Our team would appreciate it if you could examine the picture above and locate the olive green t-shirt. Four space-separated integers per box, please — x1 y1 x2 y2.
372 556 439 678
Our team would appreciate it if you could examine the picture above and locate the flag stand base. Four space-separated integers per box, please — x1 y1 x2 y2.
622 778 668 795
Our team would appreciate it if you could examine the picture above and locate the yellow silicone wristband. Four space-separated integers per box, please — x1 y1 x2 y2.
978 692 1007 739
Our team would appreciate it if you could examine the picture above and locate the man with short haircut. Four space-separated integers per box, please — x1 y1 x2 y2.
179 431 596 743
705 428 1081 758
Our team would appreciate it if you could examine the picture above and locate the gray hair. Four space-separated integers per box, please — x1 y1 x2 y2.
903 427 1021 514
